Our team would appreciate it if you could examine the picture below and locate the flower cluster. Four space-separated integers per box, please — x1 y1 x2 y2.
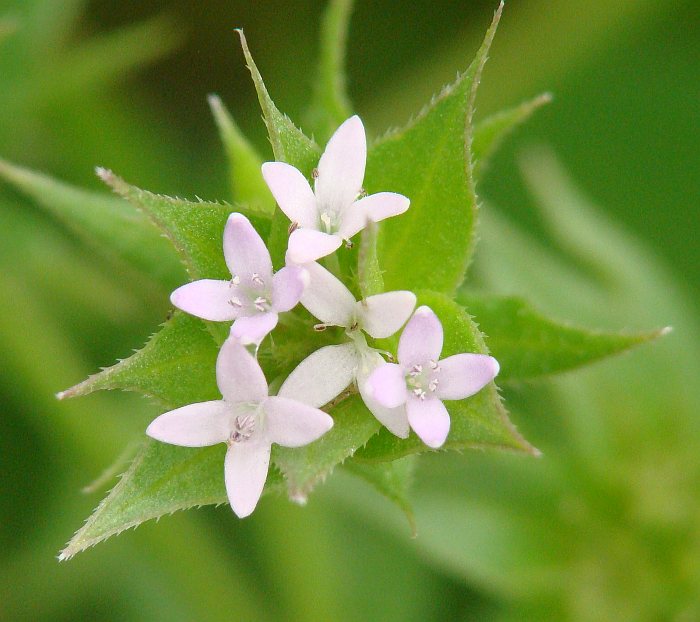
147 116 499 517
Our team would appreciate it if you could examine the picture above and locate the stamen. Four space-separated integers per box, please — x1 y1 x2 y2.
228 297 242 307
229 415 255 444
320 212 332 232
429 360 441 372
412 388 426 400
288 221 299 235
230 275 240 287
428 379 439 392
251 273 264 286
345 239 354 249
311 168 320 179
254 296 268 312
409 364 423 377
313 323 328 332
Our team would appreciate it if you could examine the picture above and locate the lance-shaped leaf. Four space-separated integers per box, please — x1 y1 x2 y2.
273 395 380 504
58 312 219 409
304 0 354 142
472 92 552 179
237 29 321 267
356 290 536 462
59 440 284 560
364 3 503 294
0 159 183 288
208 94 275 215
459 293 666 381
344 455 417 535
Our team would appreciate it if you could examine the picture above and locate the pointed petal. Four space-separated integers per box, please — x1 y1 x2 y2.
146 401 231 447
230 312 278 346
398 305 443 368
223 213 273 283
216 337 268 402
264 397 333 447
224 439 271 518
299 261 355 326
315 115 366 215
286 229 342 264
436 354 499 400
357 353 409 438
278 343 358 408
342 192 410 238
170 279 238 321
364 363 406 409
271 266 309 313
261 162 318 229
357 291 416 338
406 397 450 449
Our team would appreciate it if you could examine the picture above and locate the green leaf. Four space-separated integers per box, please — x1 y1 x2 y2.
472 92 552 179
58 312 220 409
0 159 183 288
344 455 417 536
364 3 502 294
208 94 275 215
273 395 380 503
98 168 267 281
304 0 354 142
459 293 666 381
356 290 537 462
357 221 384 298
59 440 284 560
237 29 321 268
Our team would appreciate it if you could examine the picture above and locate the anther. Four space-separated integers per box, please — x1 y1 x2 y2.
254 296 268 312
429 360 441 372
345 239 354 249
230 275 240 287
412 388 426 400
311 168 320 179
428 379 439 392
288 221 299 235
228 297 242 307
251 273 264 286
409 364 423 377
314 323 328 332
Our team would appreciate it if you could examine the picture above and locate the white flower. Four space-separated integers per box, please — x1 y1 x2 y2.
169 213 308 345
261 115 410 264
365 306 500 448
147 338 333 517
277 261 415 437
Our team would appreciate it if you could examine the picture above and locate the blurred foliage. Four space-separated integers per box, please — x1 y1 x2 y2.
1 0 698 621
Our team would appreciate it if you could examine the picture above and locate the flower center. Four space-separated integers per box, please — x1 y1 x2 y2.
228 273 271 313
228 414 256 444
405 360 441 400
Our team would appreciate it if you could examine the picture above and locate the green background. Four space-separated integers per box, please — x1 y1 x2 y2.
1 0 698 620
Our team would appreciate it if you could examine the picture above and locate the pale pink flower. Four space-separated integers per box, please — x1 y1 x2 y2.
365 306 499 448
170 213 308 345
278 261 415 437
147 338 333 517
261 115 410 264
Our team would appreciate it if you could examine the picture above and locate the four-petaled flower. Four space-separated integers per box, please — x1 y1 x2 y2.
147 338 334 517
261 115 410 264
278 261 416 437
365 306 499 448
170 213 308 345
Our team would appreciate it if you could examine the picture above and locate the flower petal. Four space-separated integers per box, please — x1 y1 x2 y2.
271 265 309 313
299 261 355 327
170 279 238 321
357 353 409 438
436 354 499 400
406 397 450 449
264 396 334 447
230 312 278 346
216 337 268 403
356 291 416 339
398 305 443 368
364 363 406 409
224 439 271 518
315 115 366 215
286 228 343 265
146 401 231 447
223 213 273 283
261 162 318 229
278 343 358 408
337 191 410 240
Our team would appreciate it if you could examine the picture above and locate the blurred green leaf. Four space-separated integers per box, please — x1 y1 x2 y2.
357 290 536 461
357 221 384 299
344 455 417 536
237 29 321 268
98 168 267 282
364 4 502 294
304 0 354 142
0 158 183 288
459 292 666 381
273 395 380 503
59 440 283 560
208 94 275 214
59 312 219 409
472 92 552 179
